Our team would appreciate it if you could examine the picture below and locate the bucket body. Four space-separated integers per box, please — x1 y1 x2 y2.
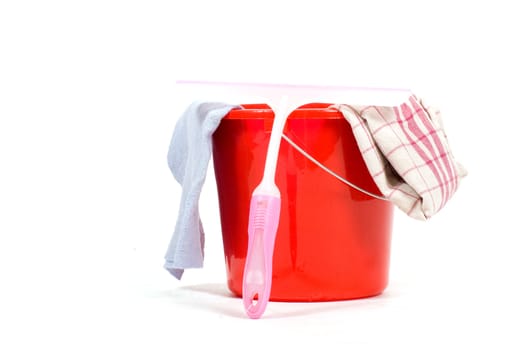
212 104 394 302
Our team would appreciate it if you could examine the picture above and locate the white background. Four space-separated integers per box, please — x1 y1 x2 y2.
1 1 525 348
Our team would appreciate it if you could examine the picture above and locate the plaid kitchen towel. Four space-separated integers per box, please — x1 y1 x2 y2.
335 95 466 220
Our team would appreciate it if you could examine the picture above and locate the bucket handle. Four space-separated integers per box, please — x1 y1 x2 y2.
282 133 388 201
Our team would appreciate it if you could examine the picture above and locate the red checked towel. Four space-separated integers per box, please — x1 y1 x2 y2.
335 95 466 220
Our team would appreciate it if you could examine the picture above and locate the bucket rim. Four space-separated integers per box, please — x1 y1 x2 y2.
224 103 344 120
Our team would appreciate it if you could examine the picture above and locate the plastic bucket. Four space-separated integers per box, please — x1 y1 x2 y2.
212 103 394 301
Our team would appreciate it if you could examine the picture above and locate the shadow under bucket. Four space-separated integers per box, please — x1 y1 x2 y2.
212 103 394 302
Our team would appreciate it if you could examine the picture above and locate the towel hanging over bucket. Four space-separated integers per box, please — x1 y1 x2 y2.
164 101 239 279
334 94 466 220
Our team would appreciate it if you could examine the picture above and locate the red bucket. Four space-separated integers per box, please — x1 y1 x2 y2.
212 103 394 301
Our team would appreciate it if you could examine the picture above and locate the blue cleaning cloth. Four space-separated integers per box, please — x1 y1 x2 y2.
165 101 238 279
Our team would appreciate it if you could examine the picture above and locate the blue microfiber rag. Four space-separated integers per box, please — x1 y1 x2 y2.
165 101 239 279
